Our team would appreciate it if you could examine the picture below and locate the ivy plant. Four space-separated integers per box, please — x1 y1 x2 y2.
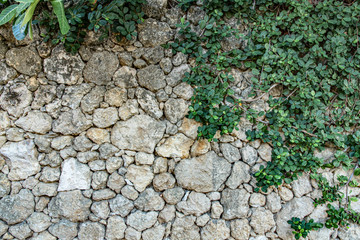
288 217 323 240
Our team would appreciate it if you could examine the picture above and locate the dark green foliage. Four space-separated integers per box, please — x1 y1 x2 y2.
288 217 323 239
311 174 343 206
40 0 145 53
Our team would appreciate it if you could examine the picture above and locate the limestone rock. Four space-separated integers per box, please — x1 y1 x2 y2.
177 192 211 216
338 223 360 240
114 66 138 88
250 207 275 234
58 158 92 191
179 118 202 139
142 224 166 240
48 190 91 222
84 51 119 85
81 86 106 113
171 216 200 240
276 197 314 239
0 62 17 85
15 111 52 134
0 140 40 180
241 145 258 166
175 151 231 192
153 172 176 191
166 64 191 87
111 115 166 153
26 212 52 233
163 187 185 204
105 87 127 107
30 231 56 240
173 82 193 100
31 85 57 109
0 173 10 198
62 84 92 109
258 143 272 162
143 0 167 18
0 189 34 224
135 188 165 211
78 222 105 240
6 46 42 75
137 65 166 91
126 211 158 231
109 194 134 217
201 219 230 240
139 18 173 47
226 161 251 189
0 111 10 131
156 133 194 158
48 219 78 240
9 222 33 239
191 139 211 157
93 107 119 128
220 143 241 163
142 46 165 64
291 173 313 197
44 46 85 85
221 188 250 220
230 219 251 240
106 216 126 240
164 98 188 124
266 192 282 213
126 165 154 192
32 182 58 197
86 128 110 144
0 82 32 117
136 88 163 119
278 186 294 201
52 109 92 135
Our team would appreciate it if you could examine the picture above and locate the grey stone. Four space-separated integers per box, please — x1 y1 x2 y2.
187 6 206 25
99 143 119 159
258 143 272 162
338 223 360 240
48 219 78 240
177 192 211 216
111 115 166 153
230 219 251 240
109 194 134 217
211 201 224 218
118 51 134 66
201 219 230 240
276 197 314 239
106 216 126 240
143 0 167 18
44 46 84 85
153 157 168 174
62 84 91 109
78 222 105 240
81 86 106 113
0 189 35 224
0 110 10 132
125 227 141 240
142 46 165 64
221 188 250 220
9 222 33 239
226 161 251 189
166 64 191 87
164 98 188 124
250 207 275 234
91 171 108 189
142 224 165 240
0 220 7 237
220 143 241 163
291 173 313 197
156 133 194 158
135 188 165 211
93 107 119 128
266 192 282 213
114 66 138 88
32 182 58 197
31 85 57 109
84 51 119 85
241 145 258 166
48 190 91 222
175 151 232 192
106 157 123 173
139 18 173 47
0 140 40 180
6 46 42 75
51 136 73 151
159 57 173 74
278 186 294 201
196 214 210 227
163 187 185 204
58 158 92 191
133 59 147 68
30 231 56 240
107 172 125 193
91 200 110 219
121 185 139 200
0 82 32 117
171 216 200 240
15 111 52 134
27 212 52 233
249 193 266 207
52 109 92 135
173 82 193 100
159 205 176 223
0 62 16 85
136 88 163 119
92 189 116 201
87 128 110 144
0 173 10 198
137 65 166 91
127 211 158 232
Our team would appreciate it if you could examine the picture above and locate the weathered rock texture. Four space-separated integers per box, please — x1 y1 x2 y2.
0 2 357 239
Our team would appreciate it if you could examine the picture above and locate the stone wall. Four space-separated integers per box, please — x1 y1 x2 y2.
0 1 359 240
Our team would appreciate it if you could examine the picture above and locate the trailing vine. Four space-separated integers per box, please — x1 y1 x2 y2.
174 0 360 237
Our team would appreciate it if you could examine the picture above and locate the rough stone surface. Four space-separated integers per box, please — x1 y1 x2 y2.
231 219 251 240
111 115 166 153
58 158 92 191
48 219 78 240
126 211 158 231
6 46 42 75
0 82 32 117
137 65 166 91
126 165 154 192
0 189 35 224
139 19 173 47
78 222 105 240
221 188 250 220
0 62 17 85
156 133 194 158
109 194 134 217
15 111 52 134
52 109 92 135
84 51 119 85
175 151 231 192
226 161 250 189
201 219 230 240
171 216 200 240
250 207 275 234
44 47 85 85
0 140 40 180
106 216 126 240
